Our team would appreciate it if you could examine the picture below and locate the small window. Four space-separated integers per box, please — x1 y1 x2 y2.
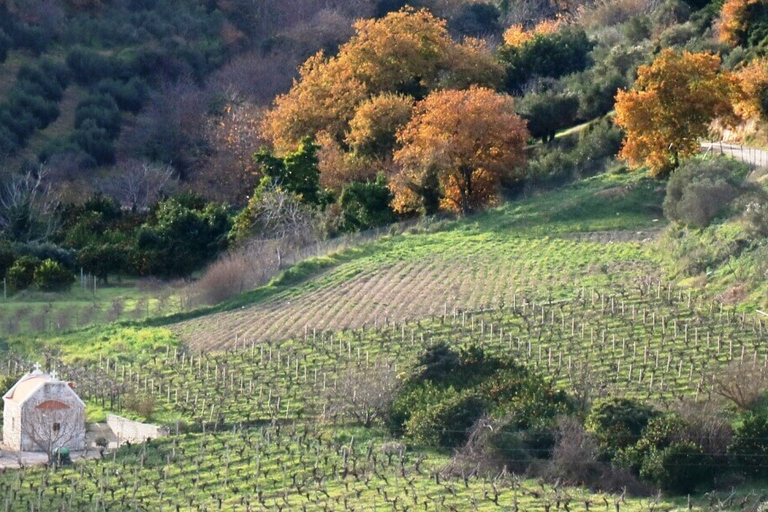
52 422 61 434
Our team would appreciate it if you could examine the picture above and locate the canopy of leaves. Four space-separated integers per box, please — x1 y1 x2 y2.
392 86 528 215
499 25 594 93
390 343 573 448
254 137 322 205
615 50 736 177
261 8 503 153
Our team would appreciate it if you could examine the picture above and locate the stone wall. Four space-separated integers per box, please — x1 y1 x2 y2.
106 414 168 445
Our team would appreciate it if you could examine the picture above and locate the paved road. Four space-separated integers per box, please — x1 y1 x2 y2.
701 142 768 167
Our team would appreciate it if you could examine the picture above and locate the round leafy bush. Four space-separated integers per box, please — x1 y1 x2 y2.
405 391 488 447
33 259 75 292
728 412 768 477
6 255 41 291
640 442 714 494
586 398 656 458
663 158 748 227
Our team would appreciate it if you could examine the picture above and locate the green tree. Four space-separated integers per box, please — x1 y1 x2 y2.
586 398 657 458
7 255 40 291
517 91 579 143
729 412 768 477
339 175 397 232
33 259 75 292
500 27 594 93
133 195 231 277
255 137 322 204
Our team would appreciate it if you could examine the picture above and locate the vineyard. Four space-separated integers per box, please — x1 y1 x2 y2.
0 278 765 509
174 172 666 350
1 171 765 510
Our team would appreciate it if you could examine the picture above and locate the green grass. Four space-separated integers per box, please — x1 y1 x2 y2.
0 423 732 511
2 169 764 510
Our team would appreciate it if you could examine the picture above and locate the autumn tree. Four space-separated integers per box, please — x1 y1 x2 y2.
733 57 768 121
392 87 528 215
615 50 735 177
261 8 503 154
346 93 415 157
260 52 368 152
717 0 767 46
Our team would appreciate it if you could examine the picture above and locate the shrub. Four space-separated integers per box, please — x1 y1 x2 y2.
640 442 714 494
729 412 768 477
94 77 149 113
132 196 231 277
66 47 116 86
406 391 488 447
8 91 59 127
338 175 397 232
71 119 115 165
33 259 75 292
17 64 67 101
0 29 10 63
548 416 603 485
124 393 157 420
75 94 122 138
6 255 41 291
516 92 579 143
586 398 656 458
415 342 461 381
663 158 748 227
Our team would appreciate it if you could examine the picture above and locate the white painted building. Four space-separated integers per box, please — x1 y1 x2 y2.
2 364 86 452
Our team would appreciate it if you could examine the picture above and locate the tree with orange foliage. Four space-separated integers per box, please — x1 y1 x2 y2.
261 52 368 153
346 93 414 157
392 87 528 215
615 50 735 177
718 0 764 46
261 8 503 155
502 18 564 47
733 58 768 121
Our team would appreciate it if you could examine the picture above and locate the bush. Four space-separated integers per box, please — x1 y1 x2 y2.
33 259 75 292
516 92 579 143
6 255 41 291
0 29 10 63
17 64 67 101
75 94 122 138
132 195 231 277
338 175 397 232
663 158 748 227
586 398 657 458
406 391 488 447
640 442 714 493
94 77 149 113
66 47 117 86
124 393 157 420
71 120 115 165
729 412 768 477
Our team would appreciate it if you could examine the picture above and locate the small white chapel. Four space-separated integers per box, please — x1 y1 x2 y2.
2 364 86 452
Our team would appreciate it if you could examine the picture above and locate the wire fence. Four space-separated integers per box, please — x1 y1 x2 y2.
701 141 768 167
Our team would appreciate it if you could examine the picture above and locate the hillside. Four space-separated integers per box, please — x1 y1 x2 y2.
4 0 768 509
174 171 665 350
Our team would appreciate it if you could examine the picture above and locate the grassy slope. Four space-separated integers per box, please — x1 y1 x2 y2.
2 170 767 509
172 171 667 350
